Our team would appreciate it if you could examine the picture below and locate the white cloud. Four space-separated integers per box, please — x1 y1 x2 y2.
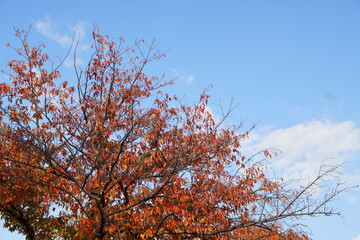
169 68 194 84
353 234 360 240
34 16 88 51
243 120 360 180
34 16 89 69
187 75 194 84
35 16 72 48
205 105 222 125
64 58 85 68
347 195 359 204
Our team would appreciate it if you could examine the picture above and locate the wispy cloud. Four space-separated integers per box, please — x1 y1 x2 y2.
186 75 194 84
170 68 194 84
35 16 70 48
205 105 222 125
34 16 89 67
243 120 360 180
63 58 85 68
347 195 359 204
353 234 360 240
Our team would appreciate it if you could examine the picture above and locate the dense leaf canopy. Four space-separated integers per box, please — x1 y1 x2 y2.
0 28 345 240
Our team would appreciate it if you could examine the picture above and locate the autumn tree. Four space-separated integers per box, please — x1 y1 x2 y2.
0 28 348 240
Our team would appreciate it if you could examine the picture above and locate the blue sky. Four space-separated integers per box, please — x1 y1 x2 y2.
0 1 359 239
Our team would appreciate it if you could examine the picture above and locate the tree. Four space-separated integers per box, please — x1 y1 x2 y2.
0 28 348 240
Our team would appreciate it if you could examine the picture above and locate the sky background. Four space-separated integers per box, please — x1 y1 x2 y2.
0 1 359 239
